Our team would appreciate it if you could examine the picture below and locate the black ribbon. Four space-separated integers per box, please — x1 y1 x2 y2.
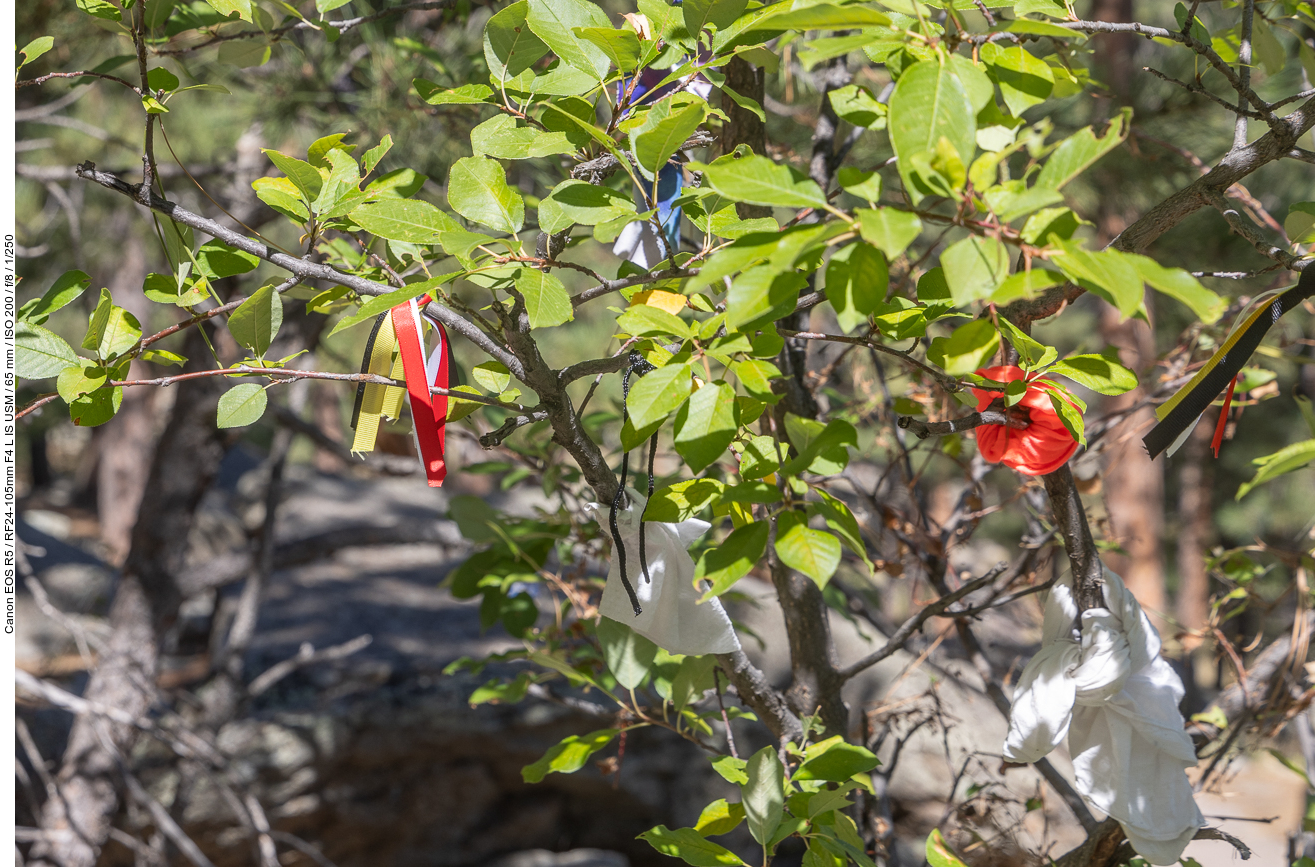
1143 266 1314 459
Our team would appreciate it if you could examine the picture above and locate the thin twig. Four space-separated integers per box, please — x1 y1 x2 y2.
839 563 1007 680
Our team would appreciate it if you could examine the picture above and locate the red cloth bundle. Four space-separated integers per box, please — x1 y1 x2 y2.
971 365 1079 476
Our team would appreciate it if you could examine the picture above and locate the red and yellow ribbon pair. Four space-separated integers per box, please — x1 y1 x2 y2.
350 295 450 487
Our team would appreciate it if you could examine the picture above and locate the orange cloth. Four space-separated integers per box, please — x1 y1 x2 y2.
971 365 1079 476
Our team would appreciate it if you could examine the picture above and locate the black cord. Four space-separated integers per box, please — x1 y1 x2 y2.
608 352 658 616
350 312 388 431
639 429 658 584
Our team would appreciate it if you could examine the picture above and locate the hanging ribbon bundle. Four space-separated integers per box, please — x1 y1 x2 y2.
610 54 712 270
1003 567 1204 865
1143 264 1314 460
970 365 1081 476
350 295 450 487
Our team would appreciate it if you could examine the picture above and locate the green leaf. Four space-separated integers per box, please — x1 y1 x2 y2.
57 362 108 404
75 0 123 21
671 654 718 714
996 316 1057 370
522 729 618 783
992 268 1065 304
18 36 55 67
484 1 550 82
526 0 612 80
811 490 872 573
1049 351 1137 395
694 799 746 837
745 3 890 32
646 477 724 522
685 0 747 35
698 155 828 210
18 270 90 325
926 828 970 867
1236 439 1315 500
362 134 393 176
597 617 658 689
141 272 207 308
826 242 888 333
1052 245 1143 318
636 102 707 179
736 434 781 480
674 381 737 473
205 0 252 21
141 349 186 367
627 362 693 429
67 384 123 427
414 79 495 105
980 43 1053 116
1129 255 1225 324
732 359 781 403
888 60 976 205
216 383 268 428
262 149 322 202
616 304 691 340
1285 202 1315 245
575 26 642 73
447 156 525 235
515 268 573 329
827 83 888 129
1034 108 1131 190
196 240 259 279
471 114 575 160
316 0 353 13
228 282 284 356
940 235 1010 307
253 177 310 222
775 513 841 588
741 745 784 846
726 267 807 331
471 361 512 394
795 736 880 781
1251 17 1285 77
780 416 857 476
1040 383 1085 447
837 167 883 202
927 319 1000 377
541 180 636 226
947 53 995 114
695 521 769 600
856 208 922 259
146 66 179 92
711 755 748 785
350 198 446 243
639 826 746 866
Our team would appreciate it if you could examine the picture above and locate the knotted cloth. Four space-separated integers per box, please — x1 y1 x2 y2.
1003 567 1204 865
587 490 741 656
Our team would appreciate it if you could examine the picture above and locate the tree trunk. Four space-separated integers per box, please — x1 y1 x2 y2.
30 326 231 867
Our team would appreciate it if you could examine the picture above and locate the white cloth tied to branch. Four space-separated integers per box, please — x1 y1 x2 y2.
1003 567 1204 865
587 490 741 656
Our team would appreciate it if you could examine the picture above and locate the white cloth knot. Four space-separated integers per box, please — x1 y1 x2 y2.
586 490 741 657
1003 567 1204 865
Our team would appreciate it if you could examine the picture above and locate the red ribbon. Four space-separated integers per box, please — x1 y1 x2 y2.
1210 374 1239 459
391 297 449 487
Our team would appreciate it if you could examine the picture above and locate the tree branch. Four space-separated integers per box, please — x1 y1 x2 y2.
897 408 1029 439
73 162 524 378
839 562 1007 680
